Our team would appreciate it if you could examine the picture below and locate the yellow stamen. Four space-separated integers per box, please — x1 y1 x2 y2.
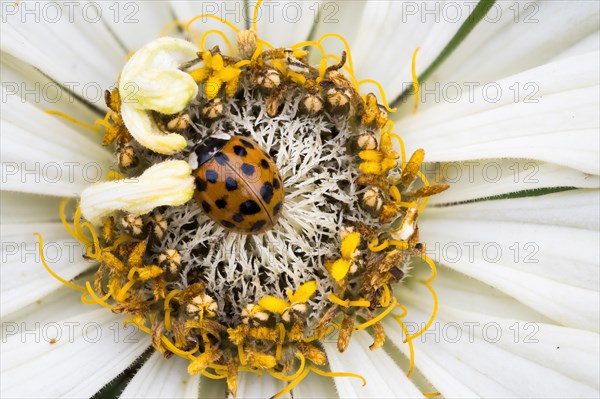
395 303 408 318
354 297 398 331
257 39 275 50
107 171 124 180
200 29 235 54
246 350 277 369
317 34 358 88
412 47 420 114
164 289 180 331
404 255 438 342
127 266 139 281
389 131 407 167
44 110 101 133
237 344 247 365
275 323 285 360
287 280 318 303
268 352 306 382
34 232 85 293
272 365 367 399
417 171 431 212
83 281 112 309
389 185 401 201
80 221 100 260
185 14 240 34
72 206 88 245
201 369 227 380
317 58 328 82
59 198 78 241
291 40 327 58
340 232 361 260
252 0 263 33
380 284 391 307
309 367 366 386
124 318 198 360
324 54 353 76
328 293 370 308
258 295 289 314
234 59 252 68
394 315 415 377
424 392 441 398
357 79 397 112
103 234 130 252
388 239 409 250
271 368 311 399
115 280 136 302
368 238 389 252
251 41 264 61
303 325 336 343
158 19 185 36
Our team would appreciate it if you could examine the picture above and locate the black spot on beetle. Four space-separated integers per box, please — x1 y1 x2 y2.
233 145 248 157
195 177 207 192
221 220 236 229
251 220 267 232
201 201 212 213
240 200 261 215
272 201 282 216
241 139 255 149
215 198 228 209
233 213 244 223
205 169 218 183
225 177 238 191
272 178 281 190
214 152 229 166
241 163 255 176
260 159 270 169
260 182 274 204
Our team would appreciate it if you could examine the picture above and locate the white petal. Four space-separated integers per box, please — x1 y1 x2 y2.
552 32 600 61
252 0 321 48
291 369 339 399
1 12 124 106
397 51 600 175
197 377 226 399
310 1 470 100
0 192 61 224
385 303 599 398
420 190 600 331
0 222 92 317
425 160 600 205
415 266 553 323
1 93 112 196
120 352 200 399
80 160 195 224
383 314 477 397
323 330 423 398
1 309 149 398
93 1 175 52
169 0 244 51
1 279 91 322
234 372 288 399
430 1 600 85
1 53 103 141
426 189 600 230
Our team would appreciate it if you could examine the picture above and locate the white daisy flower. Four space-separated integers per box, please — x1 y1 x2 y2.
1 1 599 398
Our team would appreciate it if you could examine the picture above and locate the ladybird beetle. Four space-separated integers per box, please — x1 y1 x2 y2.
191 134 284 234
